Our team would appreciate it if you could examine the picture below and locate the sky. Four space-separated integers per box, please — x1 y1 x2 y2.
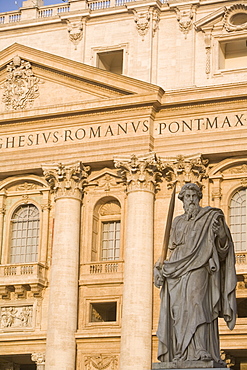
0 0 67 13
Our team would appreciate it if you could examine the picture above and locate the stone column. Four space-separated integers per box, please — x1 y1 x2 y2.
42 162 90 370
114 153 162 370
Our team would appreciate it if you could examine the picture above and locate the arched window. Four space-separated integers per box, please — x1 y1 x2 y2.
229 189 246 252
10 204 40 263
92 199 121 261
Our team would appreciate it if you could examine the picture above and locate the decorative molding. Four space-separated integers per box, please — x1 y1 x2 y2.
159 154 209 188
204 31 212 77
241 178 247 187
2 56 41 111
114 152 162 193
85 354 118 370
96 174 120 192
224 4 247 32
0 305 33 328
220 350 235 368
42 162 90 200
99 201 121 216
152 7 160 37
15 182 38 191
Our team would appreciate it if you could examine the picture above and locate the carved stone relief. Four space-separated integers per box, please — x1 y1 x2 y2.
15 182 38 191
2 56 41 111
65 18 84 50
0 306 33 328
84 354 118 370
131 6 160 40
225 164 247 174
174 5 195 38
96 174 119 192
133 9 151 39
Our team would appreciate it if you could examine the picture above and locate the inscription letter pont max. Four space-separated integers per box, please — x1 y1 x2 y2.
154 183 237 365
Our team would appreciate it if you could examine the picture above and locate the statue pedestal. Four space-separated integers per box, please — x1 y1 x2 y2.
152 361 227 369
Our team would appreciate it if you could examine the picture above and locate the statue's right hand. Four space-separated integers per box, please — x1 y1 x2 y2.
154 263 164 288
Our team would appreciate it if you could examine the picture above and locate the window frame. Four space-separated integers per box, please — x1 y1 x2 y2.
9 203 40 264
91 43 129 76
85 296 121 328
229 188 247 253
91 198 122 262
4 200 42 265
213 33 247 76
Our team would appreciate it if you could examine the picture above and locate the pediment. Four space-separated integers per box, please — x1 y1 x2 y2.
194 7 226 31
195 4 247 32
0 43 162 115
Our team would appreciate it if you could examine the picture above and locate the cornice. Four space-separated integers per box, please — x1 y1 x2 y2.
0 93 162 125
160 82 247 108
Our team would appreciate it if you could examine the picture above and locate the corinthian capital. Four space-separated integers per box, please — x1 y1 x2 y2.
42 162 90 200
160 153 209 188
31 353 45 365
114 152 162 193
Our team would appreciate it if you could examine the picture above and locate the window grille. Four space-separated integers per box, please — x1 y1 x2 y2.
10 204 40 263
229 189 246 251
101 221 120 261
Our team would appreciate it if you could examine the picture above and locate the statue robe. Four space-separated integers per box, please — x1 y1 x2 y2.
157 206 237 362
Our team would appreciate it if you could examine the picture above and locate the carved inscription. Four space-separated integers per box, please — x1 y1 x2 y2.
157 113 246 135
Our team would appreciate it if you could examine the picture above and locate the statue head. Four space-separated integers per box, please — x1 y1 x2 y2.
178 183 202 217
178 183 202 201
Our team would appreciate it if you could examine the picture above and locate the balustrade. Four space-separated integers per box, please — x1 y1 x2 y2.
9 13 21 23
1 263 47 283
235 252 247 264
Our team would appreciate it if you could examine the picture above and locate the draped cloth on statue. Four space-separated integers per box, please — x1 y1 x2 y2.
157 206 237 363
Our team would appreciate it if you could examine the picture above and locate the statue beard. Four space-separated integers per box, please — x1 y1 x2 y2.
184 203 200 219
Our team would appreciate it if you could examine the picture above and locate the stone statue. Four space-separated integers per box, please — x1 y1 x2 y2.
154 183 237 364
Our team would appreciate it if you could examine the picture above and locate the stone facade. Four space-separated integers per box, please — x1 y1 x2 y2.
0 0 246 369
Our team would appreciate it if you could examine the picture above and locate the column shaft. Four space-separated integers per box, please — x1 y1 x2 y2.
45 197 81 369
120 190 154 370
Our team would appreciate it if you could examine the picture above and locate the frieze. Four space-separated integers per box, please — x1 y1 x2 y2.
0 113 245 152
0 305 33 329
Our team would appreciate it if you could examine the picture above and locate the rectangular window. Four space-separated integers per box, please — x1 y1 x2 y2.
101 221 120 261
219 39 247 70
90 302 117 322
